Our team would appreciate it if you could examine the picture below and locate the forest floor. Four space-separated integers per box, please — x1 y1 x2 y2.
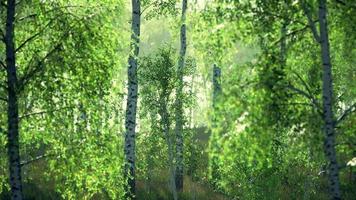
136 175 228 200
135 126 229 200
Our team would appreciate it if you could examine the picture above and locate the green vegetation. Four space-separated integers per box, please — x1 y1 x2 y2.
0 0 355 199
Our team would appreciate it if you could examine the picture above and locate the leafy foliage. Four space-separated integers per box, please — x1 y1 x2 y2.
0 0 355 199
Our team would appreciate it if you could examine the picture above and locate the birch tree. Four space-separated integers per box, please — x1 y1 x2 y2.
318 1 340 198
1 1 124 199
124 0 141 198
3 0 23 199
174 0 187 191
139 46 178 199
209 64 221 185
302 0 341 198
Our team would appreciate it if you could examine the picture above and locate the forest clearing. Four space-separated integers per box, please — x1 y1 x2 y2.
0 0 355 199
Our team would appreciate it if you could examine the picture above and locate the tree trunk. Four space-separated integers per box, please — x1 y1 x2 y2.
212 64 221 105
124 0 141 198
160 95 178 200
209 64 221 185
318 0 341 199
175 0 187 192
5 0 23 199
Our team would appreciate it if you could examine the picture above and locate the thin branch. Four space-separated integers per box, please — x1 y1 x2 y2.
336 103 356 125
300 0 321 43
16 14 37 22
273 25 308 46
335 0 346 5
292 70 314 97
15 18 55 53
254 8 308 27
0 60 6 70
289 70 322 114
16 5 94 22
141 1 156 16
280 102 315 108
287 84 312 99
0 28 5 42
336 92 345 102
0 96 7 101
15 32 42 53
272 19 318 46
19 106 73 120
17 42 63 92
15 0 23 6
21 139 86 167
20 153 53 167
286 84 323 116
335 142 356 147
334 0 356 9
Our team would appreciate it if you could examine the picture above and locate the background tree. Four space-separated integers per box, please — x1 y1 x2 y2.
1 0 127 199
174 0 188 192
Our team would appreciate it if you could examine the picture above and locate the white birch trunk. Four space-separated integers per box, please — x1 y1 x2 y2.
209 64 221 185
175 0 188 192
160 95 178 200
318 0 341 199
212 64 221 105
302 0 341 197
124 0 141 198
5 0 23 199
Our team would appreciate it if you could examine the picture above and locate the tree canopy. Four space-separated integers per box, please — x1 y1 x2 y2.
0 0 355 199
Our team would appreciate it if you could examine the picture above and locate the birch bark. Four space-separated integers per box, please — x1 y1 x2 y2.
302 0 341 198
209 64 221 184
175 0 187 191
5 0 23 199
160 94 178 200
318 0 341 198
124 0 141 198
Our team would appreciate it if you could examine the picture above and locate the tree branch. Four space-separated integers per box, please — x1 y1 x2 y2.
300 0 321 43
292 70 314 97
0 96 7 102
19 106 73 121
272 19 318 46
280 102 315 108
141 1 156 16
289 70 322 115
336 103 356 125
286 84 323 116
20 139 86 167
20 153 53 167
17 42 62 92
0 60 6 70
16 5 93 22
273 25 308 46
334 0 356 9
15 18 55 53
0 28 5 42
335 0 346 5
15 32 42 53
15 0 23 6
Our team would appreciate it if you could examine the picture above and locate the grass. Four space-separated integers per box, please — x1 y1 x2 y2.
136 175 228 200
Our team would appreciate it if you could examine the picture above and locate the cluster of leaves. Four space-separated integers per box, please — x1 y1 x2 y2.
194 0 356 199
1 0 129 199
136 45 197 194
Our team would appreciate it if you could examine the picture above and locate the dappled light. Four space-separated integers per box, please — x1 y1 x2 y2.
0 0 355 200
